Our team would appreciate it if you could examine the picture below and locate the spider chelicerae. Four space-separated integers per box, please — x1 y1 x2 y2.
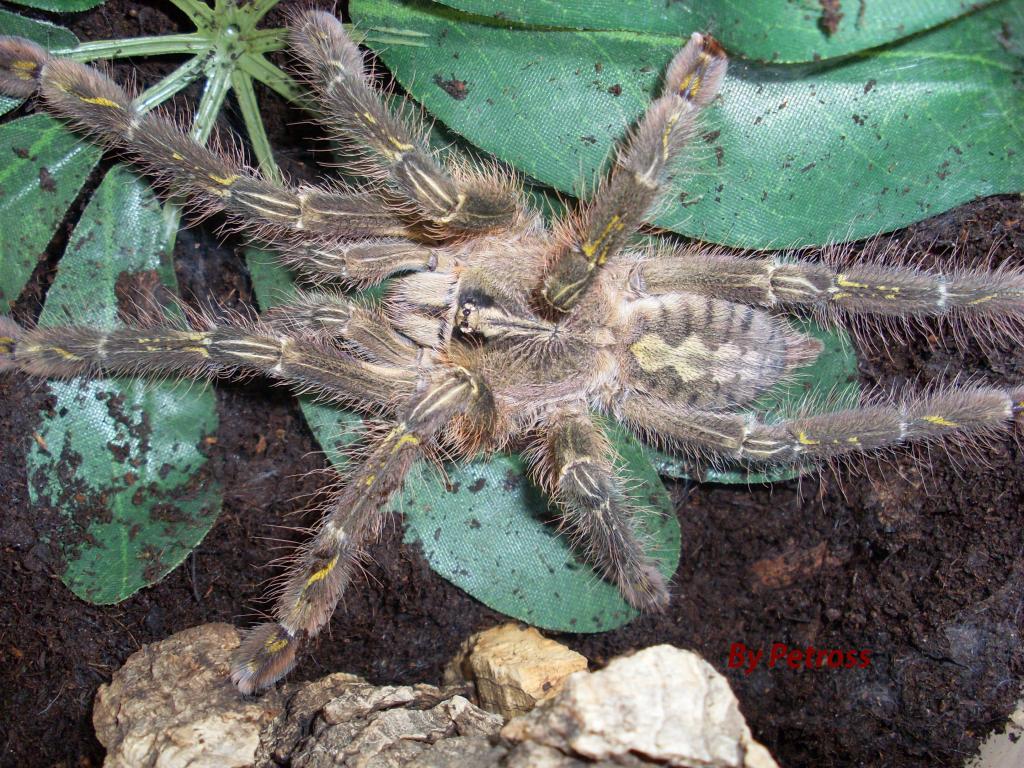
1 11 1023 694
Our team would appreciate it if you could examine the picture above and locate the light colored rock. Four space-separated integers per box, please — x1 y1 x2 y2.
93 623 504 768
93 623 284 768
94 626 776 768
501 644 778 768
285 687 503 768
445 623 588 720
967 699 1024 768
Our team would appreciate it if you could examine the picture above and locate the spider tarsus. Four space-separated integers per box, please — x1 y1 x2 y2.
541 28 728 313
621 562 671 613
0 35 47 97
231 622 300 695
0 316 23 369
289 9 518 235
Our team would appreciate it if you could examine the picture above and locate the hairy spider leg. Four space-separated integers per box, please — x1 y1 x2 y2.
231 366 496 694
0 319 416 413
530 410 669 611
0 37 414 243
263 292 421 366
541 32 727 313
622 385 1024 468
633 245 1024 327
278 239 444 289
289 11 518 234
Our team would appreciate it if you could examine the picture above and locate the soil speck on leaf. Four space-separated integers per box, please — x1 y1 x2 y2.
819 0 844 35
433 73 469 100
38 167 56 192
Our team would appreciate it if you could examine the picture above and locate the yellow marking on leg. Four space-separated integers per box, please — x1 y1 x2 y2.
545 272 592 305
304 556 339 588
11 60 37 80
209 173 239 186
365 473 376 487
580 215 623 265
362 111 377 125
388 135 414 152
969 295 995 305
836 275 869 289
171 152 184 161
392 433 420 453
660 109 683 159
80 96 122 109
678 53 710 100
48 346 83 361
922 415 958 428
264 637 289 653
796 431 820 446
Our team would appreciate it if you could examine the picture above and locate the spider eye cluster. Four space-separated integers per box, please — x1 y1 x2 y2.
455 287 493 334
458 301 477 332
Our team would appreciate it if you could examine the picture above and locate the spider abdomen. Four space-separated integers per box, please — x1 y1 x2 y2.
618 293 819 408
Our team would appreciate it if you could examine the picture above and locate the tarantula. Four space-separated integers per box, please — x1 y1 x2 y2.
2 11 1023 695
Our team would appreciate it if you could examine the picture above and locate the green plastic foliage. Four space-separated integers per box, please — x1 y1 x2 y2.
400 427 679 632
0 9 79 116
645 318 861 484
6 0 103 13
433 0 998 63
0 114 100 311
0 7 77 48
352 0 1024 248
26 167 221 605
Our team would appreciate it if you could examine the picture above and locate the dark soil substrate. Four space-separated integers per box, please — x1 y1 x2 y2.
2 2 1023 766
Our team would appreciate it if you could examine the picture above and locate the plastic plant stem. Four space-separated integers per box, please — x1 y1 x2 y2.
133 55 207 114
169 0 216 27
231 68 279 176
51 34 211 60
235 52 305 103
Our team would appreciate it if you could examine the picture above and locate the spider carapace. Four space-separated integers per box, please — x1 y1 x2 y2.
2 11 1022 694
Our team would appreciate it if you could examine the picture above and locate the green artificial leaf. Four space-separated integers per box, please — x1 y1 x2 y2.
5 0 104 13
0 7 78 48
0 114 100 311
25 166 221 604
0 9 79 117
245 249 678 631
353 0 1024 248
400 424 680 632
645 318 861 484
432 0 998 63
